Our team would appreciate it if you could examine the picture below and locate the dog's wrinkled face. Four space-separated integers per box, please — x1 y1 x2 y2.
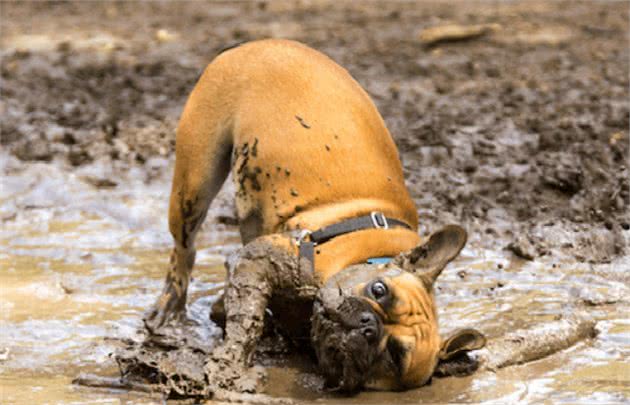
310 225 485 392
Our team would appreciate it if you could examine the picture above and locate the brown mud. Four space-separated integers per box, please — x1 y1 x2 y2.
1 1 629 404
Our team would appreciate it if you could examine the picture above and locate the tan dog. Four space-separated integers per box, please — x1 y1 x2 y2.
145 39 484 392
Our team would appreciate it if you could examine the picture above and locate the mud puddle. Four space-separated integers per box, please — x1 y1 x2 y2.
1 152 628 404
0 152 231 404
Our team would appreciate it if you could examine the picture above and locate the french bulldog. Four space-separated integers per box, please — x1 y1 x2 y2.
144 39 484 393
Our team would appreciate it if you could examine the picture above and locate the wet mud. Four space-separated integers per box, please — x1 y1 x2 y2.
75 310 597 401
1 1 629 404
2 1 628 262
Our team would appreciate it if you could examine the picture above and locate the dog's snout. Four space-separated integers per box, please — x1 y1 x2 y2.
361 324 378 342
359 311 379 343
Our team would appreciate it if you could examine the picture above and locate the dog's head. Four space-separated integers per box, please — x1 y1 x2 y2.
310 225 485 392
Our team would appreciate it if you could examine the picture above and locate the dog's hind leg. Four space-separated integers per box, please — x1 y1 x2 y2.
144 87 233 332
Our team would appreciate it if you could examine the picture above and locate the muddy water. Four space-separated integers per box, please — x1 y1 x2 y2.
1 152 628 404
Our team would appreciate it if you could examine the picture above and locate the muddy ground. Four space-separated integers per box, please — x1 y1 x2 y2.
1 0 629 403
2 0 628 264
1 1 630 263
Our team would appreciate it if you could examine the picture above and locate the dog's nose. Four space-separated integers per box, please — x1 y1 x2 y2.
360 312 379 342
360 311 376 325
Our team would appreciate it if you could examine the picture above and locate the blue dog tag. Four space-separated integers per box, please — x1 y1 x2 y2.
366 257 393 265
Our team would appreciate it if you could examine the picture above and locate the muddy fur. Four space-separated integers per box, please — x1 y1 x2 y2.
310 297 386 392
202 238 320 393
112 238 324 399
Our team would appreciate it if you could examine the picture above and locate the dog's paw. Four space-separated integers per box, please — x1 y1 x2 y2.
143 290 188 334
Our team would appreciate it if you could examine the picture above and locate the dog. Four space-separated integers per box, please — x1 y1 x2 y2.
144 39 485 393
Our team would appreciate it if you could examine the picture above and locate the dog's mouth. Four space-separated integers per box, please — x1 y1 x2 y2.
310 292 384 393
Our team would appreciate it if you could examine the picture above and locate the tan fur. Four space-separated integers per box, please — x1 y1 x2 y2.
172 39 416 245
353 271 440 389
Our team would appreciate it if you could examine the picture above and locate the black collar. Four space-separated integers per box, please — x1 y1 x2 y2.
297 211 411 272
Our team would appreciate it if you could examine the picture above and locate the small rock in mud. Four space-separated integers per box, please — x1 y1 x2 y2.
216 215 239 226
68 149 92 166
82 176 117 188
507 235 538 260
1 212 17 222
419 23 501 46
14 139 53 162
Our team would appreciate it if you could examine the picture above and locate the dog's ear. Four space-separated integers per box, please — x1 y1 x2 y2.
438 328 486 361
393 225 467 286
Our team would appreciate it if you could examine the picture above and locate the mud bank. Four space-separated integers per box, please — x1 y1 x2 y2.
2 1 628 262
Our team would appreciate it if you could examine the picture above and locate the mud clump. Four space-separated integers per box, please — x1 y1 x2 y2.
108 238 321 399
434 313 598 376
310 296 382 392
110 327 291 400
116 339 208 398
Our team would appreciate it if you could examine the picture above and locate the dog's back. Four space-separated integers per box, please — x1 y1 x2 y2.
179 39 417 244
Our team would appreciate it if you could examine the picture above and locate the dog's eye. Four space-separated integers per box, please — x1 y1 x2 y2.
370 281 388 299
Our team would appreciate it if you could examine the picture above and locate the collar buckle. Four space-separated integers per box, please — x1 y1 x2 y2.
370 211 389 229
295 229 313 246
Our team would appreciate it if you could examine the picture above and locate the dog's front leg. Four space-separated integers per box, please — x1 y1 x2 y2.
144 108 232 331
205 253 273 393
